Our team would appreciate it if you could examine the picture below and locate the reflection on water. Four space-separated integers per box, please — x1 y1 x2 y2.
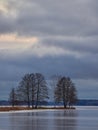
0 107 98 130
9 110 77 130
53 110 77 130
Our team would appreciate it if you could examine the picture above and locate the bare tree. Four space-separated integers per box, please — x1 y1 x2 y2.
35 73 49 108
29 73 36 108
54 76 77 108
9 88 17 107
69 84 77 107
16 73 49 108
17 74 31 107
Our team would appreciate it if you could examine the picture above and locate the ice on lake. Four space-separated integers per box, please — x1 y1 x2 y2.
0 106 98 130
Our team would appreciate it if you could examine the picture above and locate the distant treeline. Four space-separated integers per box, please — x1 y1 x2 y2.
0 100 98 106
76 99 98 106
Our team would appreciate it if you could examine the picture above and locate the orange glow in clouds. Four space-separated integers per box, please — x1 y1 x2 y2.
0 34 38 50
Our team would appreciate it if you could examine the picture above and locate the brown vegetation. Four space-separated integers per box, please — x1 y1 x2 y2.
0 107 32 111
0 106 75 112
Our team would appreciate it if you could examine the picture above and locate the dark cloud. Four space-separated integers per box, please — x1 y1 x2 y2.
74 79 98 99
0 13 15 34
0 0 98 37
0 53 98 99
0 51 98 81
41 36 98 55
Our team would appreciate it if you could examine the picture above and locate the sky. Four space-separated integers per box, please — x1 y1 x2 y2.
0 0 98 100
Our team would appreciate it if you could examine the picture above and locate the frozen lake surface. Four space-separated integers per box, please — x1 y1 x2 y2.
0 106 98 130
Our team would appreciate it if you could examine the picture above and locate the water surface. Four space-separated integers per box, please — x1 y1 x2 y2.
0 107 98 130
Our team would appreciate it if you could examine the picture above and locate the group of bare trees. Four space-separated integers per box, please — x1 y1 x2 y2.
9 73 48 108
9 73 77 108
54 77 77 108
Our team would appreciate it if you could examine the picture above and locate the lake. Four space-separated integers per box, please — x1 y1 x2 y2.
0 107 98 130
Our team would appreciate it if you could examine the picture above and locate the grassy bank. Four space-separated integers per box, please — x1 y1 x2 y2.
0 106 75 111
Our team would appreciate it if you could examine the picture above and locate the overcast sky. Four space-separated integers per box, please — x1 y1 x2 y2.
0 0 98 100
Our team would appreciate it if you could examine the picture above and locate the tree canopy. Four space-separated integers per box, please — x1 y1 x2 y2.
54 76 77 108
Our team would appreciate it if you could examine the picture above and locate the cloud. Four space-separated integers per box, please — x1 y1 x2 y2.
1 0 98 58
0 34 38 43
0 34 38 50
0 53 98 99
0 50 98 81
41 36 98 56
0 0 98 99
0 0 98 37
0 0 98 68
0 34 39 58
73 79 98 99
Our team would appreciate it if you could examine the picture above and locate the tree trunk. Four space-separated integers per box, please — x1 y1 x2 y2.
27 94 30 108
63 101 66 108
35 83 40 109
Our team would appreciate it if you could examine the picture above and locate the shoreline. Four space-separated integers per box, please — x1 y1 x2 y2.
0 106 98 113
0 106 75 112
